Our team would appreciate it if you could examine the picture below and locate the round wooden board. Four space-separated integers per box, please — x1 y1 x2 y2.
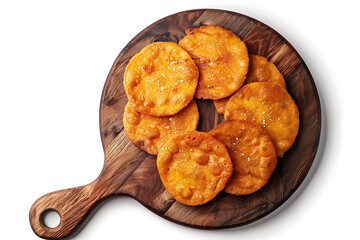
99 9 321 228
29 9 321 239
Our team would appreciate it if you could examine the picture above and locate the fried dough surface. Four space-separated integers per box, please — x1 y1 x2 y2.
224 82 299 157
123 100 199 155
213 54 285 115
213 95 231 115
157 131 233 206
124 42 199 116
179 25 249 100
245 55 286 88
210 120 277 195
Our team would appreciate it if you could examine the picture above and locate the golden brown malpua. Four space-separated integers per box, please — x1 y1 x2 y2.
157 131 233 206
210 120 277 195
225 82 299 157
123 42 198 116
179 25 249 100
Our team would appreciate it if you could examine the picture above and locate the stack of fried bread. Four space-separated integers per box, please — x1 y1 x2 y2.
123 25 299 206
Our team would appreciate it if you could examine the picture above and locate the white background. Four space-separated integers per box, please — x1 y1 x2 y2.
0 0 358 239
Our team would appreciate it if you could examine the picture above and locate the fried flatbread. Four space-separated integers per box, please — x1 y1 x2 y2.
179 25 249 100
213 95 231 115
157 131 233 206
210 120 277 195
123 100 199 155
224 82 299 157
213 54 286 115
124 42 198 116
245 55 286 88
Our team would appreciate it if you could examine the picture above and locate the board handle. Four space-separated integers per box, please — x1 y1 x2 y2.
29 148 146 239
29 183 102 239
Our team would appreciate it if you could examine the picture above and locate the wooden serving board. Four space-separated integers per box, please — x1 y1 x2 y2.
29 9 321 239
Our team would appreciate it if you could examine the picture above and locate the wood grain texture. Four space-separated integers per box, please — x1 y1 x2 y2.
29 9 321 239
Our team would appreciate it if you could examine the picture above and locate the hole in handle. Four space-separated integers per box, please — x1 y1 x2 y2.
41 209 61 228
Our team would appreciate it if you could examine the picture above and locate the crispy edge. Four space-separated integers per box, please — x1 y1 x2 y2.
245 54 286 89
213 95 231 115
